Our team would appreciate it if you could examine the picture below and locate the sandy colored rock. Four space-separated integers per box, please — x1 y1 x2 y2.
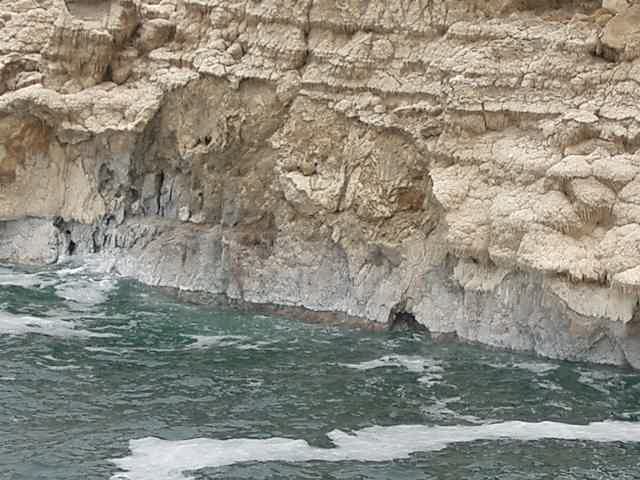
600 5 640 61
603 0 631 13
4 0 640 367
137 18 175 52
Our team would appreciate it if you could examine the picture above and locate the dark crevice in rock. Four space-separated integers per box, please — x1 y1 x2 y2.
592 42 620 63
92 226 105 253
156 170 165 216
98 163 115 195
103 63 113 82
53 217 78 257
388 303 426 332
65 230 77 255
53 215 65 230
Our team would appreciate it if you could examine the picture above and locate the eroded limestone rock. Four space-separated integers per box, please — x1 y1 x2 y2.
600 4 640 61
3 0 640 367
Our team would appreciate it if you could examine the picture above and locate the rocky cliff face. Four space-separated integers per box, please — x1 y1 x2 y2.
3 0 640 366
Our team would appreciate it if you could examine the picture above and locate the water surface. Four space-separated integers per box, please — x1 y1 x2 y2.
1 263 640 479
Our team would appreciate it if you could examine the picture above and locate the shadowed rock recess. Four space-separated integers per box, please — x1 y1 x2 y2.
3 0 640 367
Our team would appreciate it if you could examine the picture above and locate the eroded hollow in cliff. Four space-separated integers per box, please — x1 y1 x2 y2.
388 303 425 332
66 230 77 256
499 0 600 14
64 0 111 22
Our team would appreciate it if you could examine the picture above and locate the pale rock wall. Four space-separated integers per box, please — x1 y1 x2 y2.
2 0 640 366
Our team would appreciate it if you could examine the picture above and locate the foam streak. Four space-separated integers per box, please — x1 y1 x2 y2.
111 420 640 480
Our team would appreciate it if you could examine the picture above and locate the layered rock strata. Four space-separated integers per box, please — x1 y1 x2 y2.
3 0 640 366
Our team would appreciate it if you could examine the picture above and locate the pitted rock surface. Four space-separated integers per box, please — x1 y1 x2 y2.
3 0 640 366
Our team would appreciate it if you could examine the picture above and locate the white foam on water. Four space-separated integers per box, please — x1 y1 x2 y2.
42 354 62 362
182 335 249 350
236 340 276 351
537 380 563 392
54 277 117 306
85 346 124 356
59 254 118 275
38 363 82 371
111 420 640 480
512 362 559 374
54 265 88 276
417 372 444 387
340 355 443 374
0 311 117 338
486 361 559 375
618 411 640 420
420 397 484 424
38 354 85 371
0 267 56 289
544 401 572 412
577 369 616 395
246 378 263 389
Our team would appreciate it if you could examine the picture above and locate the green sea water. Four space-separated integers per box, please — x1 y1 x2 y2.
2 262 640 480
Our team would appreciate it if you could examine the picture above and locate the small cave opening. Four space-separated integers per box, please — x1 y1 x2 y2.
103 63 113 83
53 216 64 230
53 217 77 256
63 229 77 256
388 304 426 332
